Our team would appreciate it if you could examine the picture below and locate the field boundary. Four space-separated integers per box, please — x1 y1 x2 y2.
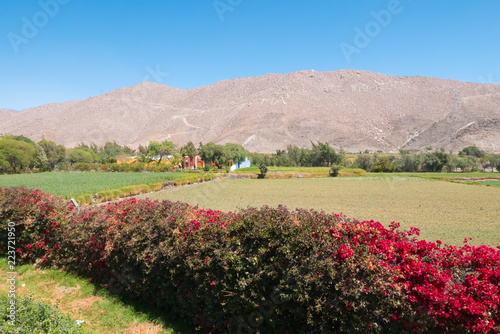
76 172 221 206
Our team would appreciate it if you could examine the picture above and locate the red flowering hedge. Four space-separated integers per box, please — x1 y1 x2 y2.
1 186 499 333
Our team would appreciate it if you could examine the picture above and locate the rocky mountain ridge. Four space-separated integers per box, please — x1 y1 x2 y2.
1 69 499 153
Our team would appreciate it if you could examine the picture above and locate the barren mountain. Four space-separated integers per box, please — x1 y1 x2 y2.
0 109 16 119
1 70 500 153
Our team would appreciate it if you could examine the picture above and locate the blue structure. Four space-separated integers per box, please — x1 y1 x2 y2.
230 157 251 171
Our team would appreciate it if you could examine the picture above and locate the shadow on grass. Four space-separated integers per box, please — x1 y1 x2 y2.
0 255 196 334
88 281 197 334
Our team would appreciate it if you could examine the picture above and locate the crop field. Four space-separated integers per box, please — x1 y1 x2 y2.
136 176 500 247
235 166 331 173
0 172 189 198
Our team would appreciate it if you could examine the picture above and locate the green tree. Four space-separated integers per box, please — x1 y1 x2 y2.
490 155 500 172
311 141 342 167
0 138 36 171
180 141 197 165
372 156 397 173
459 145 486 158
446 154 460 172
258 164 268 178
423 151 449 172
74 144 99 162
275 149 291 167
39 138 66 171
137 144 148 155
99 141 125 163
66 148 96 165
397 151 423 172
147 140 175 164
0 151 10 170
225 143 248 165
479 155 492 172
457 155 479 172
169 152 183 170
34 143 49 171
199 142 230 168
10 135 36 146
122 144 133 155
286 145 300 166
354 154 374 172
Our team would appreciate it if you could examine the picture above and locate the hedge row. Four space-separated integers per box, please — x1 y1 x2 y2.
1 186 499 333
74 172 217 205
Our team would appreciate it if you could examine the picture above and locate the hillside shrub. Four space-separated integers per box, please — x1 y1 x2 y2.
1 187 499 333
258 164 268 179
329 165 341 177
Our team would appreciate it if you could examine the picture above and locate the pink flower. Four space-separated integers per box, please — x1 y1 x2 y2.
210 281 215 286
337 245 354 260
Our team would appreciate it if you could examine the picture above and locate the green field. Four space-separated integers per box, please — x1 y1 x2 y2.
235 166 331 173
136 176 500 247
0 172 188 198
369 172 500 179
478 180 500 187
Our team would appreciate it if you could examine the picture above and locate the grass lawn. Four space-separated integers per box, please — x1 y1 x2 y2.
136 176 500 247
0 257 193 333
0 172 190 198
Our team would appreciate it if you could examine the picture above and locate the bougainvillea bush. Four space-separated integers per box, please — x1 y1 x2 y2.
1 186 499 333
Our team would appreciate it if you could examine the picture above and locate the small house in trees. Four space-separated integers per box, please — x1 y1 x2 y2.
184 155 205 169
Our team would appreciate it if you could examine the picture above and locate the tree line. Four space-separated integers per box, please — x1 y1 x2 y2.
0 135 250 173
1 134 499 173
250 144 500 173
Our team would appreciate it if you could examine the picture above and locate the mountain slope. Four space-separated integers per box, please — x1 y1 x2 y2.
1 70 500 153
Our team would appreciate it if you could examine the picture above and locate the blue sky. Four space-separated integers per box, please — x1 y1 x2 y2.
1 0 499 110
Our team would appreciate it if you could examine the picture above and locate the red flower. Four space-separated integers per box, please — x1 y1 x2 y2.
337 245 354 260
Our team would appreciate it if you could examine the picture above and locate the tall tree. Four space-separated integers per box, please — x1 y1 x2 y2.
311 141 342 166
180 141 197 159
199 142 230 167
39 138 65 171
99 141 125 163
34 143 49 171
225 143 248 165
286 145 300 166
147 140 175 164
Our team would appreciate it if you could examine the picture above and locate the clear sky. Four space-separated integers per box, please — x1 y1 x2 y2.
1 0 499 111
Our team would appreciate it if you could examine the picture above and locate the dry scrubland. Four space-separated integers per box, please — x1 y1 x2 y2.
137 176 500 247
